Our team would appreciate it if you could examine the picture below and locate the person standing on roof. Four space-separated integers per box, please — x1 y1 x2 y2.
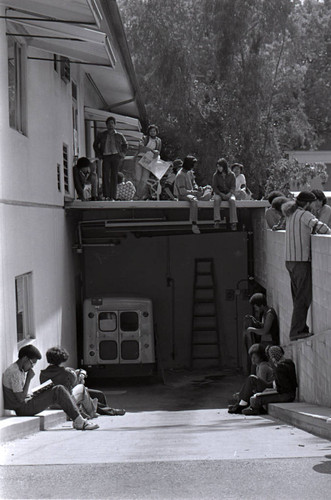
93 116 128 201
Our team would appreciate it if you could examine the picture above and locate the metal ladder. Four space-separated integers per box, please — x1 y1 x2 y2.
191 258 221 369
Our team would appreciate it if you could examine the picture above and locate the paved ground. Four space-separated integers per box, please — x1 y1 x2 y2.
1 371 331 499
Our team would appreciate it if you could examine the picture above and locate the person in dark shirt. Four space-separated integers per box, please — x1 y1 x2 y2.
265 190 284 228
212 158 238 230
228 343 274 414
40 346 125 417
73 157 98 201
93 116 128 200
242 345 297 415
243 293 279 374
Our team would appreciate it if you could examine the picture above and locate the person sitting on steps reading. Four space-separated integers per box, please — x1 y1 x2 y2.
2 345 98 430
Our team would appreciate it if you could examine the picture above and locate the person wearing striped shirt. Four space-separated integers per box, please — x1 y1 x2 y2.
282 191 331 341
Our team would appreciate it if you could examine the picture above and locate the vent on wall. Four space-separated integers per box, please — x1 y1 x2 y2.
57 163 61 192
63 144 69 193
60 56 70 84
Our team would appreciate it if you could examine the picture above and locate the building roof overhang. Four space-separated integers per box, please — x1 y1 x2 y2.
65 200 269 247
4 0 147 123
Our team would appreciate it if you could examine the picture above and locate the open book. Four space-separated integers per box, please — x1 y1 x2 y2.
31 379 54 396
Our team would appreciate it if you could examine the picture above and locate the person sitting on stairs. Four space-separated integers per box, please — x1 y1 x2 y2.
228 343 274 414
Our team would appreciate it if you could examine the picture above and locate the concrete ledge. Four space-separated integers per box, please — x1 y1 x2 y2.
0 410 66 443
268 402 331 441
37 410 67 431
0 416 40 443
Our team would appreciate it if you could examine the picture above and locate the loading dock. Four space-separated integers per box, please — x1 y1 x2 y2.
66 200 268 373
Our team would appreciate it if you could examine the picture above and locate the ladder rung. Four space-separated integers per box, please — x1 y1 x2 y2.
193 314 215 317
192 357 219 360
196 272 212 276
193 327 217 332
193 342 219 346
194 299 214 303
195 286 214 290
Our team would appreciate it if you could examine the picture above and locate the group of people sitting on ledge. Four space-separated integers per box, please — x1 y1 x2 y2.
2 344 125 431
73 117 253 229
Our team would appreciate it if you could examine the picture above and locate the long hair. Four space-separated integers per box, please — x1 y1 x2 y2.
182 155 197 171
217 158 229 174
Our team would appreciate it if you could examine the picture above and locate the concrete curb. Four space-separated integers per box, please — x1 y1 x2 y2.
268 402 331 441
0 410 66 443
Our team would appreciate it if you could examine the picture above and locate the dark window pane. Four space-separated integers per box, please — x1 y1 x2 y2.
8 37 16 129
120 312 138 332
99 340 117 360
121 340 139 360
99 312 117 332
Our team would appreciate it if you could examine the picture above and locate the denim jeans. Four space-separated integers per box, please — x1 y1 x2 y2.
214 194 238 223
103 154 122 199
15 385 80 421
250 390 296 409
239 375 269 403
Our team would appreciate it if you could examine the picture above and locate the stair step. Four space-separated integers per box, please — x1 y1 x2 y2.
193 343 219 346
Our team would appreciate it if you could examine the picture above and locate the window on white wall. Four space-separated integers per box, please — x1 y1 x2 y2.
53 54 59 73
8 36 26 134
72 81 79 160
15 273 34 344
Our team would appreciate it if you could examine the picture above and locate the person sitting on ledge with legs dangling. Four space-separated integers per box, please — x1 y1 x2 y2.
212 158 238 231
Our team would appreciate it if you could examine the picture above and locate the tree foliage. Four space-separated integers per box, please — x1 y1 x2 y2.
119 0 331 196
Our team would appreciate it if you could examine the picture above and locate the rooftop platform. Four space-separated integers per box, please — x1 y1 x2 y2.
65 200 268 245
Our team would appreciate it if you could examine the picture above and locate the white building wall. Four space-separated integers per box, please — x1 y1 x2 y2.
0 11 88 413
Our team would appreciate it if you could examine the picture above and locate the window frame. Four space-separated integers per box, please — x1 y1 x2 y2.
7 33 27 135
15 272 34 345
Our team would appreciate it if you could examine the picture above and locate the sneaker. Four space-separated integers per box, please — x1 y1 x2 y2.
242 407 261 416
228 404 247 414
107 408 126 416
73 419 99 430
192 223 200 234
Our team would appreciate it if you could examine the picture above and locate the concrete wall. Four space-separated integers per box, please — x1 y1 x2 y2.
83 232 251 371
255 226 331 407
0 205 78 387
